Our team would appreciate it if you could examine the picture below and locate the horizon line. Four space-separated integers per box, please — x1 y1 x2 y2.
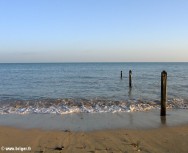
0 61 188 64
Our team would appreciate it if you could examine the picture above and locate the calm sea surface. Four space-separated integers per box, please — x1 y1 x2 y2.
0 63 188 114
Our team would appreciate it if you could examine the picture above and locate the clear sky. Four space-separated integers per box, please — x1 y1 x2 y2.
0 0 188 63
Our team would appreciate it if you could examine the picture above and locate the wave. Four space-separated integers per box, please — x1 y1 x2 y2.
0 98 187 114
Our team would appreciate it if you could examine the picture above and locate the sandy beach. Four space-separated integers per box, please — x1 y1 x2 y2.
1 0 188 151
0 110 188 153
0 124 188 153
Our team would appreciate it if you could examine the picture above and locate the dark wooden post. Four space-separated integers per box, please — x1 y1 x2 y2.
129 70 132 88
161 71 167 116
160 116 166 125
121 71 122 79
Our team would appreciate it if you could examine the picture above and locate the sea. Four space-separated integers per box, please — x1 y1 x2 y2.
0 62 188 114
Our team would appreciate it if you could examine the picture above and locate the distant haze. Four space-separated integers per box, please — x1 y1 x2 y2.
0 0 188 63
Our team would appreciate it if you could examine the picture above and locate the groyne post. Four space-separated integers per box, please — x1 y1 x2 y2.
121 71 122 79
129 70 132 88
161 71 167 116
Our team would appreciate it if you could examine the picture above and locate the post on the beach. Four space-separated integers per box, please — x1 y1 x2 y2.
121 71 122 79
160 116 166 125
161 71 167 116
129 70 132 88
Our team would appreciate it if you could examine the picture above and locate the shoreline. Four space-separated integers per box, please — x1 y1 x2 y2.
0 124 188 153
0 109 188 131
1 110 188 152
0 110 188 153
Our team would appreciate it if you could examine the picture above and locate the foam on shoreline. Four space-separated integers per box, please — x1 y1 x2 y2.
0 98 187 114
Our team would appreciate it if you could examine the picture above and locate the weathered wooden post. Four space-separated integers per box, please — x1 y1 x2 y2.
121 71 122 79
129 70 132 88
160 116 166 125
161 71 167 116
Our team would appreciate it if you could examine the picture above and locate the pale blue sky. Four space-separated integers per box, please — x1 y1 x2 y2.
0 0 188 62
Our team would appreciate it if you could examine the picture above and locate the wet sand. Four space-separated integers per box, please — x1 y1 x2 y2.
0 110 188 131
0 124 188 153
0 110 188 153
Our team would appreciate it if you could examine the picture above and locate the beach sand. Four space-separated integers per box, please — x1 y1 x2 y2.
0 110 188 153
0 124 188 153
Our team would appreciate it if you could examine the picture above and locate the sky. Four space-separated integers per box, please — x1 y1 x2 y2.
0 0 188 63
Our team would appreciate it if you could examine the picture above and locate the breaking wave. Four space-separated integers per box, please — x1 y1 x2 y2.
0 98 187 114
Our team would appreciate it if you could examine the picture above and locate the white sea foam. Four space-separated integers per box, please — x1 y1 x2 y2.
0 98 187 115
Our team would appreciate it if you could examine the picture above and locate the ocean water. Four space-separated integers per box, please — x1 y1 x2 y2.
0 63 188 114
